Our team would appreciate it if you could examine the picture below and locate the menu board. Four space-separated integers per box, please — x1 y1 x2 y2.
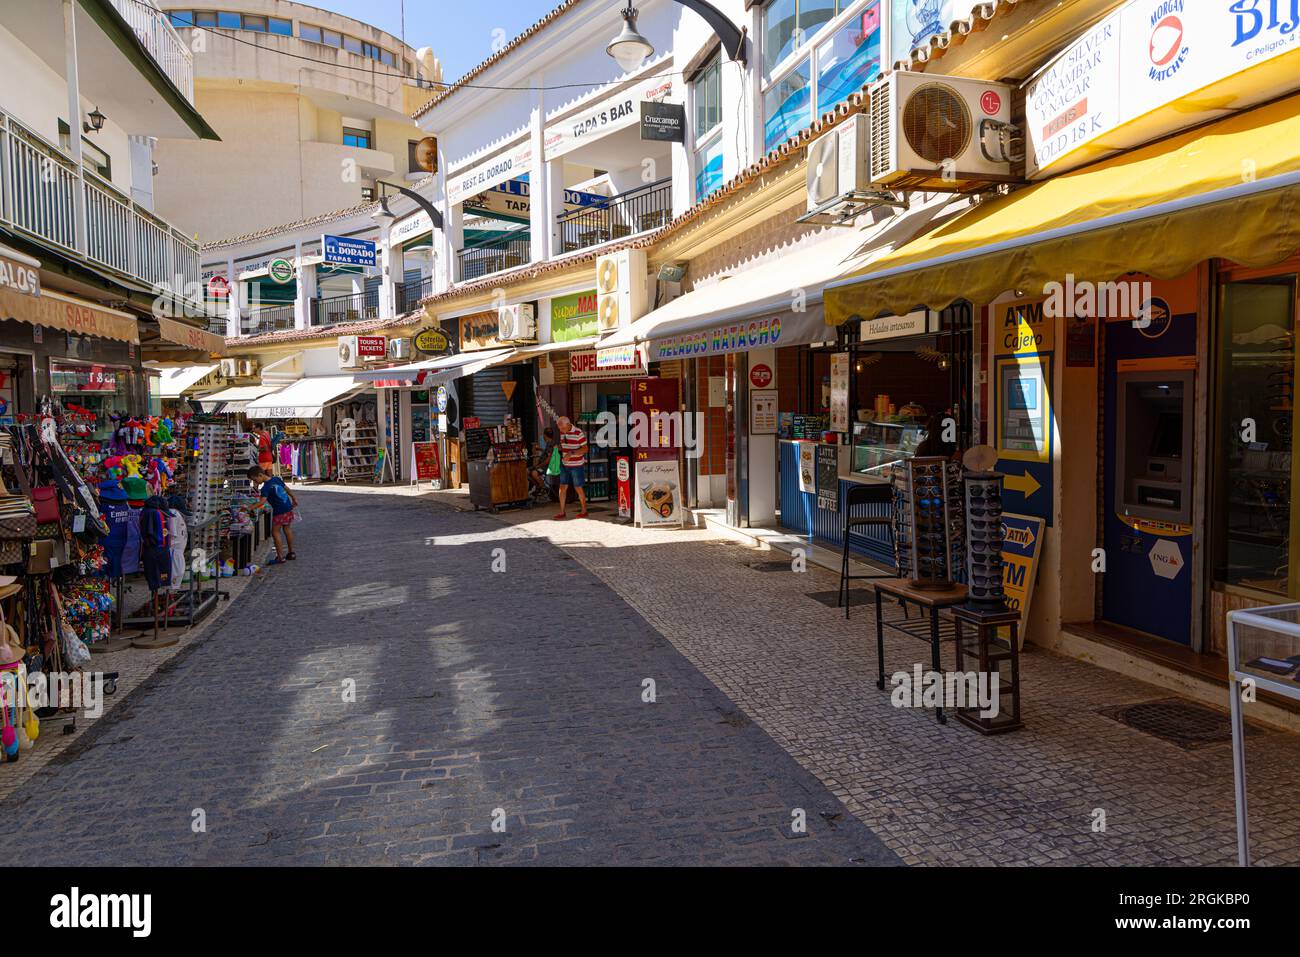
830 353 850 433
815 444 840 513
411 441 441 482
464 427 493 461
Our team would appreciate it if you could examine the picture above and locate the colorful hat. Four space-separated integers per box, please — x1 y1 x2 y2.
123 475 148 503
98 479 127 502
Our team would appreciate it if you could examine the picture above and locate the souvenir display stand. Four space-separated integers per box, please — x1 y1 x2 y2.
335 397 378 483
466 420 530 512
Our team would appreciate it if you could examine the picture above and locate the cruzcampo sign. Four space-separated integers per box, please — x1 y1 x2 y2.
550 290 598 343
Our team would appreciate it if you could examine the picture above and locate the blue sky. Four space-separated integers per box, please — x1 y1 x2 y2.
310 1 559 82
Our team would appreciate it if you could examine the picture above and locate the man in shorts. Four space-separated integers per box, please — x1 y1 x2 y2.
553 416 588 520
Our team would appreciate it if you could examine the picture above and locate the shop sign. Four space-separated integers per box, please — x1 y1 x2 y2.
751 389 778 434
551 290 599 342
414 327 453 356
859 309 932 342
815 444 840 512
749 363 773 389
999 512 1046 643
544 77 674 161
891 1 982 63
459 311 504 351
391 210 433 245
156 316 226 354
1 289 138 344
446 141 533 205
1149 537 1184 580
436 385 449 412
268 259 295 284
465 179 608 220
640 101 685 142
206 275 230 299
411 441 441 482
50 362 117 393
357 335 387 358
0 254 40 297
1026 0 1300 177
570 347 646 381
649 315 793 360
616 455 632 519
1000 298 1055 355
322 234 377 268
634 458 683 528
595 343 640 369
631 379 680 459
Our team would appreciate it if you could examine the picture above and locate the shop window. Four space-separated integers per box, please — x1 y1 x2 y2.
764 0 839 81
763 58 811 153
343 127 372 150
694 133 724 201
816 5 881 115
1215 276 1297 597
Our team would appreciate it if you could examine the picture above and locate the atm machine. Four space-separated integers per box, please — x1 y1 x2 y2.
1102 315 1197 645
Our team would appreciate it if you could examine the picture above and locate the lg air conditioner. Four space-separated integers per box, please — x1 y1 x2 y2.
595 248 647 334
237 359 258 377
337 335 363 370
806 114 871 214
498 303 537 343
219 358 239 377
868 72 1020 192
387 337 413 360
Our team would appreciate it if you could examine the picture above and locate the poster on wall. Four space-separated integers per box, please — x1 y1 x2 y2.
797 442 816 494
830 352 851 433
634 459 683 528
750 389 778 435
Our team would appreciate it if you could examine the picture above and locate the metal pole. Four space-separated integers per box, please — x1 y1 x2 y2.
1229 678 1250 866
62 0 88 257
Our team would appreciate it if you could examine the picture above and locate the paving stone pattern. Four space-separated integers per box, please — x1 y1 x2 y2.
0 489 897 866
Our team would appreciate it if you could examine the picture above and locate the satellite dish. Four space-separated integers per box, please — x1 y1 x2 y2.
415 136 438 173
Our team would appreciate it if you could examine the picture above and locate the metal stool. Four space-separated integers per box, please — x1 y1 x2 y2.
838 481 895 619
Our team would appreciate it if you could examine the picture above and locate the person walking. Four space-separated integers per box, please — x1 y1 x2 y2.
553 416 588 520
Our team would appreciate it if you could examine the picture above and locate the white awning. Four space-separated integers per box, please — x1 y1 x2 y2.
244 375 364 419
352 348 514 386
153 363 218 398
599 196 962 359
196 384 278 413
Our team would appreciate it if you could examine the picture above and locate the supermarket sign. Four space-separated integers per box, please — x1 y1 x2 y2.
1026 0 1300 176
570 347 646 381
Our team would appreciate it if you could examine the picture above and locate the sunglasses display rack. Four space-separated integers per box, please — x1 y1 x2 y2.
895 456 965 589
964 470 1007 608
183 420 232 575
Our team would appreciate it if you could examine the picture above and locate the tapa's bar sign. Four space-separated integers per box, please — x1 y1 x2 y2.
544 76 674 160
641 101 685 142
322 234 377 268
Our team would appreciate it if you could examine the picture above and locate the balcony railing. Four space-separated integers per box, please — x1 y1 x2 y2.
558 179 672 253
0 110 200 300
396 274 432 315
312 290 380 327
456 238 530 282
246 304 296 335
108 0 195 103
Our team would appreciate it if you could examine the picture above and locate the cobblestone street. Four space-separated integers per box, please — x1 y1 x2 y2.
0 485 1296 866
0 488 895 866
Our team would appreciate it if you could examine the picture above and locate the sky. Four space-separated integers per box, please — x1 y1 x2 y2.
308 0 561 82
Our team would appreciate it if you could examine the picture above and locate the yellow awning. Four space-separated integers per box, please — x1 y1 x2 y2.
825 92 1300 324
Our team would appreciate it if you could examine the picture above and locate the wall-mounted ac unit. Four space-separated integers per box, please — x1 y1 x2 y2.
388 337 413 360
337 335 363 370
237 359 258 377
498 303 537 343
219 358 239 377
595 248 647 334
806 114 871 213
868 72 1019 192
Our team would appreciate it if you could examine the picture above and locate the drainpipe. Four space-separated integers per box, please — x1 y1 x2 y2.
63 0 88 258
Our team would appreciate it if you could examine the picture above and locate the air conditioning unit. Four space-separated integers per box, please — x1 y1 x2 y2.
337 335 363 370
237 359 258 377
868 72 1019 192
595 248 647 334
806 114 871 213
387 337 413 360
498 303 536 342
219 358 239 377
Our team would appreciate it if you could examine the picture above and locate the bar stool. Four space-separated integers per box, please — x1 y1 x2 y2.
838 482 895 619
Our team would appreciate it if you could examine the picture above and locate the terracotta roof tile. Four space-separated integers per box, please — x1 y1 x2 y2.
225 315 406 349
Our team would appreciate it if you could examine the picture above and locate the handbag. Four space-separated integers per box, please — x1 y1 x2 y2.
546 447 561 477
31 487 59 525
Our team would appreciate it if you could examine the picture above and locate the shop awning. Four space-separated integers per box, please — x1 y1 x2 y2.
244 375 364 419
155 316 226 355
352 348 514 387
601 197 959 358
825 92 1300 324
0 287 138 343
154 363 218 398
195 384 278 414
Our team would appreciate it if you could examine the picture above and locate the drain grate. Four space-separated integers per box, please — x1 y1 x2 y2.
745 561 795 572
1098 698 1256 750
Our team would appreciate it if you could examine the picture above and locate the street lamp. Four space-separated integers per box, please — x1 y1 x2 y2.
607 4 655 73
606 1 747 71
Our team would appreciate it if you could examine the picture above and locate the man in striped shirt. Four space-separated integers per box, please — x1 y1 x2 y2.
554 415 589 520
